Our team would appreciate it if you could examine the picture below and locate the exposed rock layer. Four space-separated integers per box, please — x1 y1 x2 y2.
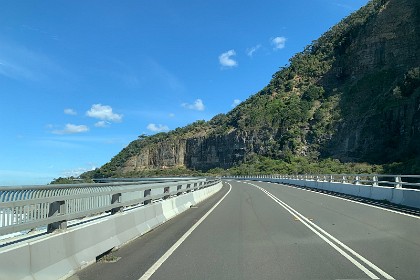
94 0 420 175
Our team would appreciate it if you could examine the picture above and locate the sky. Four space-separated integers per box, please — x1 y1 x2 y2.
0 0 369 186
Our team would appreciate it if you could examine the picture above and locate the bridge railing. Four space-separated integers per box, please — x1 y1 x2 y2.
0 177 220 237
227 174 420 190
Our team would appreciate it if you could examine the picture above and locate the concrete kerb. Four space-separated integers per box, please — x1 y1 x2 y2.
359 184 372 198
399 188 420 209
390 188 404 205
0 182 222 280
371 186 393 201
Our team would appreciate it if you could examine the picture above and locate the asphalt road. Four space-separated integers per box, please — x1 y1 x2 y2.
70 180 420 280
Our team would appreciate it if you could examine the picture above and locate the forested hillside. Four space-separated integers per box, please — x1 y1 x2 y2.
81 0 420 180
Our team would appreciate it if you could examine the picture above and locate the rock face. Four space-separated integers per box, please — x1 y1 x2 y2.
322 0 420 162
121 132 247 172
184 132 247 170
92 0 420 176
338 0 418 77
121 139 187 172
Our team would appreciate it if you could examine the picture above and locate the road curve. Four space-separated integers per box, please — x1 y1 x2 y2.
71 180 420 280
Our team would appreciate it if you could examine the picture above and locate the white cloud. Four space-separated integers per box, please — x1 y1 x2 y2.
94 121 109 128
64 108 77 115
182 99 205 111
169 113 175 118
52 124 89 135
219 50 237 67
147 123 169 132
246 45 261 57
272 36 287 50
86 104 123 122
232 99 241 107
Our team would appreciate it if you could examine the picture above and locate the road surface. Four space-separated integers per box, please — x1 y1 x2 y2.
70 180 420 280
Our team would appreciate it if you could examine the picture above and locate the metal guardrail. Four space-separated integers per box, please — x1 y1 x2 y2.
227 174 420 190
0 177 220 236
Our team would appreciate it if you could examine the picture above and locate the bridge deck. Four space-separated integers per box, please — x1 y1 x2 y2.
71 180 420 280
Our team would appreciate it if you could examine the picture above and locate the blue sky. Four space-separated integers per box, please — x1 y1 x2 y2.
0 0 369 185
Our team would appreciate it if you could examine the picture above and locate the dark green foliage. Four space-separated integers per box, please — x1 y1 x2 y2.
50 176 93 184
302 85 325 101
78 0 420 180
384 158 420 174
122 167 204 178
225 156 383 176
400 67 420 97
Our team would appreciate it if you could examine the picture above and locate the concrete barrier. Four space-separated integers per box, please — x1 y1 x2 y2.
244 177 420 210
0 182 222 280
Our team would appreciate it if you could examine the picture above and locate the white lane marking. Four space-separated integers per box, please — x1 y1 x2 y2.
245 182 379 280
259 189 380 279
139 183 232 280
255 180 420 220
245 182 395 280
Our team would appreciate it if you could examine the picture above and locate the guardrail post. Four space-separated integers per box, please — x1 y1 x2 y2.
144 189 152 205
47 200 67 232
177 185 182 196
395 176 402 188
372 176 379 187
163 187 170 200
111 193 122 214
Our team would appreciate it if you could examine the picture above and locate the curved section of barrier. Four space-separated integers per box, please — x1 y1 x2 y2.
227 174 420 209
0 180 223 280
0 178 219 236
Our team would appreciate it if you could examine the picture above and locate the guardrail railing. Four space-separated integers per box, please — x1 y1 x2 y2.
226 174 420 190
0 177 220 237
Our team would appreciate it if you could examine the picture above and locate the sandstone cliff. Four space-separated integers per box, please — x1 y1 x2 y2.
86 0 420 178
322 0 420 163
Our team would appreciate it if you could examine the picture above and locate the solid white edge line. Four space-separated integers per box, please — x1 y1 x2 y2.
245 183 379 280
138 182 232 280
257 185 395 280
246 181 410 278
279 196 395 280
252 182 395 280
245 181 395 280
270 194 380 279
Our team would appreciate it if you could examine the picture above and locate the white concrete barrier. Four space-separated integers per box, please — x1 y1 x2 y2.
247 177 420 209
0 182 222 280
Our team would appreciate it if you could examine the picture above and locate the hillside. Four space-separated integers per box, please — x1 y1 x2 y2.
83 0 420 179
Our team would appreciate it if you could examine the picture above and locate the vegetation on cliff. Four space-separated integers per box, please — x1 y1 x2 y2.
80 0 420 180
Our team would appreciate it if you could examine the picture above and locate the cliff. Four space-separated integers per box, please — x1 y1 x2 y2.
85 0 420 178
323 0 420 163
